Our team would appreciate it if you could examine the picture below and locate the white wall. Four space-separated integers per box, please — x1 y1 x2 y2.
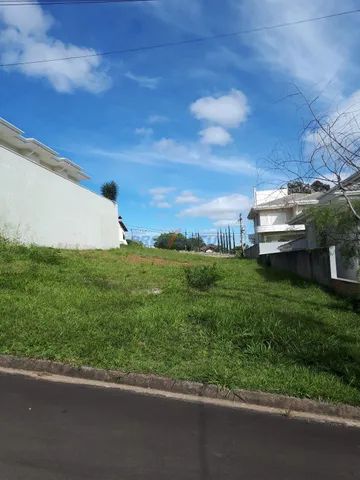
0 145 120 249
259 209 291 226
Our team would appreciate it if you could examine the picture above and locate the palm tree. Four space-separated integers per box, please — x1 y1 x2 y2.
101 181 118 202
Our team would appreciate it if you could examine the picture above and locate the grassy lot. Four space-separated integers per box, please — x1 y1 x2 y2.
0 240 360 405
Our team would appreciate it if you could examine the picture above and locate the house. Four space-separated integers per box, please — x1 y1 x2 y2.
246 174 360 297
246 187 322 256
0 117 124 249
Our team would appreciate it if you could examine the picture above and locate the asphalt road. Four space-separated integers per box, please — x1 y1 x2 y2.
0 373 359 479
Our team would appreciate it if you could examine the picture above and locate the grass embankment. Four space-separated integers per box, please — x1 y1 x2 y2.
0 240 359 405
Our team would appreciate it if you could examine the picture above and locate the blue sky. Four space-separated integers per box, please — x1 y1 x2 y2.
1 0 360 241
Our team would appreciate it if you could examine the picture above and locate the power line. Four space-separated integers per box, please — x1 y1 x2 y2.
0 0 153 4
1 7 359 68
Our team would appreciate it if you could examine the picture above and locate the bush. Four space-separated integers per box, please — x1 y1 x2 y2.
184 264 221 290
126 239 145 247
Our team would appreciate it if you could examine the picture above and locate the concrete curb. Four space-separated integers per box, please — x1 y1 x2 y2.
1 354 360 422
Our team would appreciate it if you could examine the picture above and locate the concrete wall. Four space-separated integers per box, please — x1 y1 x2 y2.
244 244 259 259
0 145 120 249
258 241 296 255
336 249 358 281
259 248 332 286
258 247 359 298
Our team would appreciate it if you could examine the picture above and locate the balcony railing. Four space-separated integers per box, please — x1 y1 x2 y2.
255 224 305 234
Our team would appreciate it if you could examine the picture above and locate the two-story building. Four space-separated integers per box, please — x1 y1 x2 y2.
246 174 360 297
247 188 322 256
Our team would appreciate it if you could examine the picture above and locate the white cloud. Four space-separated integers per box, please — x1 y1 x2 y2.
190 89 250 128
149 187 175 196
236 0 359 99
135 127 154 137
90 138 259 176
149 186 174 208
153 201 171 209
148 0 205 35
199 126 232 146
175 190 200 204
0 4 110 93
179 193 251 226
147 114 168 124
152 137 257 174
125 71 160 89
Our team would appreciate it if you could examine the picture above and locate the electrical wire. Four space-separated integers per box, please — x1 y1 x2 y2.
1 7 359 67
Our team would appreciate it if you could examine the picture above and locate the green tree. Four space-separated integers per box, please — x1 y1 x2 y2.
186 235 205 251
154 232 187 250
101 181 118 202
309 201 360 262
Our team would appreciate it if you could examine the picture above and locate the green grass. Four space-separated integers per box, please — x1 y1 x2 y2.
0 239 360 405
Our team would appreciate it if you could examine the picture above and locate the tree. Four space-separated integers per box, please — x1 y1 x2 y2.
287 180 311 194
268 88 360 262
186 235 205 252
101 181 118 202
269 88 359 218
311 180 330 192
154 232 187 250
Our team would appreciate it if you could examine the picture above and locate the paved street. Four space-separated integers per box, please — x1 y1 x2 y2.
0 372 359 479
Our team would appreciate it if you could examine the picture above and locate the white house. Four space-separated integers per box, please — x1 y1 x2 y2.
0 117 123 249
247 187 322 255
246 175 360 295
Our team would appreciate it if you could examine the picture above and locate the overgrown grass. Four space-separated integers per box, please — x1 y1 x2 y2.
0 240 360 405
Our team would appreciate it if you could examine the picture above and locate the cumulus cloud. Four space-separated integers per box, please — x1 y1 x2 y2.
125 71 160 89
190 89 250 128
0 3 110 93
199 126 232 146
175 190 200 204
179 193 251 226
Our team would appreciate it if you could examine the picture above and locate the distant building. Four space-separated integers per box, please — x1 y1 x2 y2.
0 117 124 249
118 216 128 245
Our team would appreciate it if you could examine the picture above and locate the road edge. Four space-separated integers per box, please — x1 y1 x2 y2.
0 354 359 427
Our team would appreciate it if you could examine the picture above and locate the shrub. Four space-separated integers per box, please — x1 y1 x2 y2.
184 264 221 290
126 239 145 247
101 181 118 202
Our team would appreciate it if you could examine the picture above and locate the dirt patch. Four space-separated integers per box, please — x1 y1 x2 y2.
125 254 188 266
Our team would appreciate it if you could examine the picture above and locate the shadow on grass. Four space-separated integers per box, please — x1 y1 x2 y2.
255 265 357 313
255 309 360 392
255 265 314 289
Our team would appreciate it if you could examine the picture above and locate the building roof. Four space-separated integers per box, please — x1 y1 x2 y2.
118 216 128 232
0 117 89 182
